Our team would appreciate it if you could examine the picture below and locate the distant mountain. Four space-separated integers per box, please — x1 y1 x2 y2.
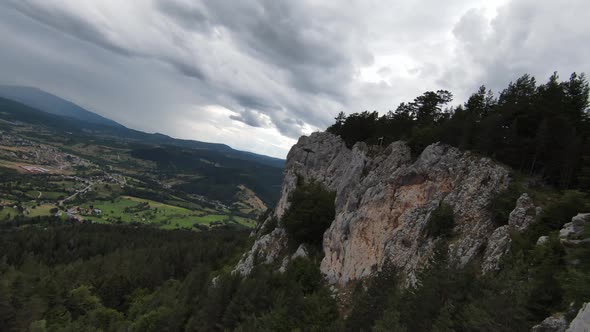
0 85 123 128
0 96 284 169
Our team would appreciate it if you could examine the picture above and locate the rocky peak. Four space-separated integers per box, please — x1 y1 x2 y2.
560 213 590 246
236 132 513 285
482 192 542 273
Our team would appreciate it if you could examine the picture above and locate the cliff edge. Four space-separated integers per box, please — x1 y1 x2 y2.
235 132 514 285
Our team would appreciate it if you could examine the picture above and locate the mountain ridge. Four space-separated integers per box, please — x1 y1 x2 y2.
0 93 284 168
0 85 123 128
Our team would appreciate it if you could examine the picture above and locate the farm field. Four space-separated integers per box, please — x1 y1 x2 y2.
79 196 256 230
0 117 278 232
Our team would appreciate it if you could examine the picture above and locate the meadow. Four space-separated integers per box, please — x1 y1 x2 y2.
80 196 255 229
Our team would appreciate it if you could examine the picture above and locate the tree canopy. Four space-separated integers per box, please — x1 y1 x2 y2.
328 72 590 189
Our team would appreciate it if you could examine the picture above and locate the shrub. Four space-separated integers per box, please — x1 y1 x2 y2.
282 182 336 247
425 203 455 237
490 181 523 226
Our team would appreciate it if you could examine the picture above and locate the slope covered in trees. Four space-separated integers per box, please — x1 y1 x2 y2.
328 73 590 190
0 219 250 331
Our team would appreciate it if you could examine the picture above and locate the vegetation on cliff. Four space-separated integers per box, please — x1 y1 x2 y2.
282 181 336 248
328 72 590 190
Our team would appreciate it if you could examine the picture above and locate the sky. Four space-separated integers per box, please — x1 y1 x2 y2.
1 0 589 159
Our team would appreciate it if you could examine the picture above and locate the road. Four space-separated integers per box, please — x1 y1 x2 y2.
59 183 92 206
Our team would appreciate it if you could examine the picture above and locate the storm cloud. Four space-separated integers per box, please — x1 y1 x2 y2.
0 0 589 158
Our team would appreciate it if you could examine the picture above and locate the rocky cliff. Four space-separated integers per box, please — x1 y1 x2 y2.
235 132 522 285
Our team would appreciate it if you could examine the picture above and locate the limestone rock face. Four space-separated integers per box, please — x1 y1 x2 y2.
560 213 590 242
482 193 541 273
237 132 512 284
233 228 286 276
567 303 590 332
509 193 541 231
278 244 309 273
481 225 511 273
534 303 590 332
531 315 567 332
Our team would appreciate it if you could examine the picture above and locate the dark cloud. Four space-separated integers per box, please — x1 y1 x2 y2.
0 0 588 158
6 1 134 57
443 0 590 97
229 109 270 128
157 1 212 34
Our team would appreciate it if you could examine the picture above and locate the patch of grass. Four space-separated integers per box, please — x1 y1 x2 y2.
25 191 67 200
79 196 253 230
26 204 56 218
0 206 18 220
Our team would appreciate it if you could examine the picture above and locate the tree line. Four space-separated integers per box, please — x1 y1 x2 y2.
328 72 590 190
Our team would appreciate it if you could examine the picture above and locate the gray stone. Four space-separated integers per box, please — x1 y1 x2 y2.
482 225 511 273
567 302 590 332
278 244 309 273
560 213 590 241
233 228 286 276
482 193 540 274
537 236 550 245
237 132 513 285
531 315 567 332
509 193 540 231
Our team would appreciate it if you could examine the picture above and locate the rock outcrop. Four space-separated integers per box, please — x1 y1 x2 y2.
235 132 514 284
233 228 286 276
560 213 590 247
278 244 309 273
532 303 590 332
531 315 568 332
567 303 590 332
482 193 541 273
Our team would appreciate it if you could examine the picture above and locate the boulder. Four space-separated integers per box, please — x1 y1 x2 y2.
482 193 541 273
531 315 567 332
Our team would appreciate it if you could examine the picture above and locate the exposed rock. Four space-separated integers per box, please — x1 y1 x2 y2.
531 314 567 332
237 132 513 284
509 193 541 231
292 244 308 259
481 225 511 273
278 244 309 273
535 303 590 332
559 213 590 250
233 228 286 276
482 193 541 273
235 184 268 217
560 213 590 241
567 302 590 332
537 236 550 245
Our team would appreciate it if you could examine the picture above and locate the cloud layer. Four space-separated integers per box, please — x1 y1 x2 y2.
0 0 589 158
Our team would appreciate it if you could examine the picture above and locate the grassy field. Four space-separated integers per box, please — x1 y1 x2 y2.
80 196 255 230
0 206 18 220
25 190 67 200
26 204 55 218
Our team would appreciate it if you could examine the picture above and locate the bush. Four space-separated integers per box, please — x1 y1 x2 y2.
491 182 523 226
282 182 336 247
425 203 455 237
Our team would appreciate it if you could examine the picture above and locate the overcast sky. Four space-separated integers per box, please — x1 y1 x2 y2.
1 0 589 158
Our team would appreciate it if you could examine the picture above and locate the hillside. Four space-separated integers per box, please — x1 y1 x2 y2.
228 73 590 331
1 73 589 331
0 85 123 128
0 96 283 231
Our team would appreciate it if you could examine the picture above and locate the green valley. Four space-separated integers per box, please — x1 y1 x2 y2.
0 97 283 231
